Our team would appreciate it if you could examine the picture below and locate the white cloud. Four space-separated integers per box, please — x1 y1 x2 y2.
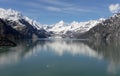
109 3 120 13
43 6 93 14
37 0 93 13
63 7 92 12
38 0 73 7
26 2 43 8
25 0 94 14
46 6 61 12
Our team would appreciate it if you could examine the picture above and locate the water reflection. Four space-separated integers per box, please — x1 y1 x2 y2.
0 40 33 66
87 40 120 74
0 39 120 75
34 40 102 58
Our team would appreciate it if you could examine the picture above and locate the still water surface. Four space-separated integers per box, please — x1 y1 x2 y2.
0 39 120 76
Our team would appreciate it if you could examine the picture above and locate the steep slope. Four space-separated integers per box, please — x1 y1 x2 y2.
0 8 42 30
80 13 120 41
0 8 49 39
0 18 19 46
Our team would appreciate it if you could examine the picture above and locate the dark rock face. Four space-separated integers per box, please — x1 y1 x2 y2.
0 17 51 46
0 18 50 40
19 19 50 38
80 13 120 41
0 19 17 46
0 19 23 40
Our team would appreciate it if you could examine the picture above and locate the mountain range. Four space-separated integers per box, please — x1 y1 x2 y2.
0 8 120 44
79 13 120 42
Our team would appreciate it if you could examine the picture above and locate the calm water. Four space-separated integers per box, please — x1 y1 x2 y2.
0 39 120 76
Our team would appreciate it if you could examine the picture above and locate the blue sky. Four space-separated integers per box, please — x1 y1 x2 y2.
0 0 120 24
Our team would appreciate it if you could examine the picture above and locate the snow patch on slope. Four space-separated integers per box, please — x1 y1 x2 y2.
0 8 42 30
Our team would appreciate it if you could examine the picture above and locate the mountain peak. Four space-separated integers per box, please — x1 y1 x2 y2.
0 8 23 21
58 20 64 24
111 13 120 18
53 20 66 27
0 8 42 30
71 21 79 25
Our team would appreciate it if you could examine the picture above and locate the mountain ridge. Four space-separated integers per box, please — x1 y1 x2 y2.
79 13 120 42
1 8 120 42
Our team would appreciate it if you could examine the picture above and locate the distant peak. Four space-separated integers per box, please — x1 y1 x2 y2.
71 21 78 24
0 8 23 21
59 20 64 24
99 18 105 21
0 8 21 14
0 8 5 11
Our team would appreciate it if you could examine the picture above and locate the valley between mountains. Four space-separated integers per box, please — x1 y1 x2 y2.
0 8 120 45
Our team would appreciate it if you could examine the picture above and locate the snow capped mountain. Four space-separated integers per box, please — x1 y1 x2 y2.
0 8 106 39
0 8 42 30
80 12 120 41
0 8 22 21
0 8 50 39
46 18 105 37
48 20 68 34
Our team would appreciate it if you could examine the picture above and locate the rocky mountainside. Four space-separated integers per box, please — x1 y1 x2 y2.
2 8 120 41
0 19 19 46
0 8 105 39
0 8 50 40
0 8 42 30
80 13 120 41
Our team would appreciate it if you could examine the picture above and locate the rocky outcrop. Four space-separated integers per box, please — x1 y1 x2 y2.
0 18 24 40
0 8 50 39
0 19 17 46
79 13 120 41
0 18 50 40
18 19 50 38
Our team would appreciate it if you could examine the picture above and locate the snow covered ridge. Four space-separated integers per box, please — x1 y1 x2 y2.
0 8 105 36
0 8 42 30
46 18 105 34
0 8 22 21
